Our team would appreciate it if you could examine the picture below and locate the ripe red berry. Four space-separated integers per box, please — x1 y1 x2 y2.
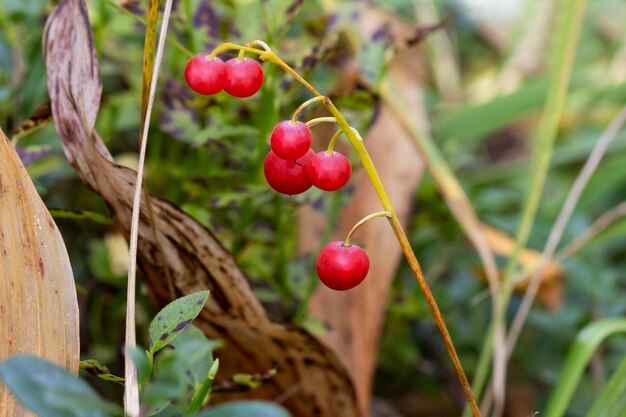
305 151 351 191
263 149 313 195
184 54 226 95
270 120 312 160
224 57 264 98
316 241 370 291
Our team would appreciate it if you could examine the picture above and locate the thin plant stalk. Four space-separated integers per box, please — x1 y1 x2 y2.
488 1 588 415
555 200 626 262
506 106 626 352
124 0 174 415
379 77 499 417
214 42 482 416
324 100 482 417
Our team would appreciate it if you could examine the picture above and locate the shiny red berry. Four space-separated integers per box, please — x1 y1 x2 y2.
316 241 370 291
263 149 313 195
184 55 226 95
305 151 351 191
270 121 312 160
224 58 264 98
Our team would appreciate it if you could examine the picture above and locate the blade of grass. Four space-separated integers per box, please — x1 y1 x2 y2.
555 200 626 261
584 355 626 417
141 0 160 130
506 106 626 353
543 318 626 417
474 1 588 414
124 0 174 414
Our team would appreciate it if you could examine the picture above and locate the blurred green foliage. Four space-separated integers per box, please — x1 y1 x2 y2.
2 0 625 415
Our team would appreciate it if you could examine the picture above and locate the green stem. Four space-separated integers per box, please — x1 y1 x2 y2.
326 129 343 154
189 359 219 412
214 41 481 415
292 96 328 123
305 116 337 127
343 211 391 246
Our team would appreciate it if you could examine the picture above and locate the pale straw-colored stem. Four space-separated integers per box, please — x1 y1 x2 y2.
124 0 174 415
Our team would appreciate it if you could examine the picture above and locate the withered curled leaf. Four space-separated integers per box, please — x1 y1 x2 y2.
44 0 359 415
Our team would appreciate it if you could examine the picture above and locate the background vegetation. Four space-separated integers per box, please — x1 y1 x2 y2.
1 0 625 415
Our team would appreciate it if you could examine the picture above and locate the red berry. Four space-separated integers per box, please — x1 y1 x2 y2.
184 54 226 95
316 241 370 291
224 58 264 98
305 151 351 191
263 149 313 195
270 121 312 160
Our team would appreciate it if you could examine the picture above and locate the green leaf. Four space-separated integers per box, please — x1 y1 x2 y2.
585 355 626 417
544 318 626 417
189 401 291 417
232 373 263 390
0 355 123 417
148 290 210 354
79 359 125 385
168 325 221 387
439 78 549 144
142 326 220 415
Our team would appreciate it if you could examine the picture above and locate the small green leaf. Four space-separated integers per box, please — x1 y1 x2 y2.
169 325 222 387
232 373 263 390
0 355 123 417
79 359 125 385
189 401 291 417
143 326 220 415
148 290 210 354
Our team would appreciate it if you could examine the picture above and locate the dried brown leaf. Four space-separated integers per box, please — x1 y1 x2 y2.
0 129 80 416
480 224 564 310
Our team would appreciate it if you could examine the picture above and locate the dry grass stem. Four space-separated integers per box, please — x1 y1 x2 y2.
124 0 174 414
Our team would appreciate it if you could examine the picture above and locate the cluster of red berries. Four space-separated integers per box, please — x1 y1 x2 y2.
184 54 264 98
264 121 352 196
183 50 369 291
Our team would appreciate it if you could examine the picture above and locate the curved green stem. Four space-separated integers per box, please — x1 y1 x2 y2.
305 116 336 127
326 129 343 154
344 211 391 246
212 41 482 417
292 96 327 123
